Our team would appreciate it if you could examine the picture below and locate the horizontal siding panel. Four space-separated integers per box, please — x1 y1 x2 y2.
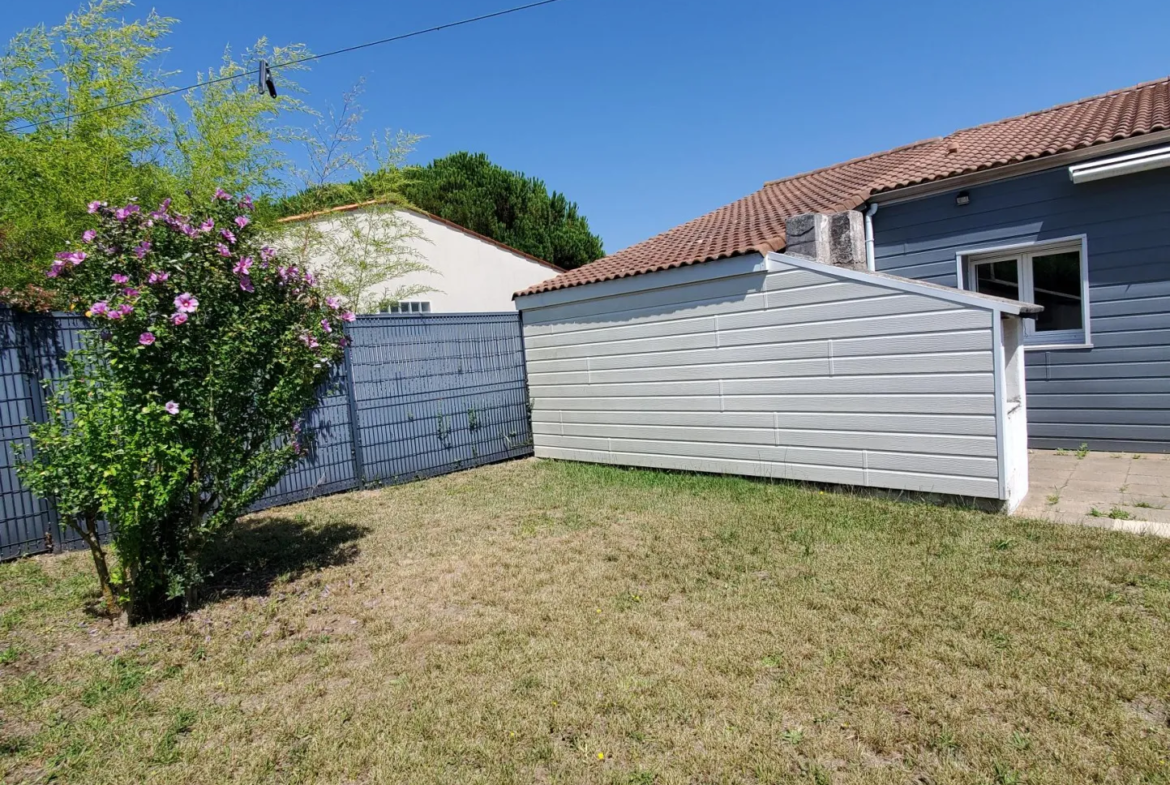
1026 378 1170 394
865 470 1000 498
723 373 993 396
547 422 996 458
525 332 717 362
530 292 768 337
547 410 995 436
719 309 991 347
523 273 768 327
1028 408 1170 426
526 314 716 349
723 293 950 331
1028 393 1170 409
722 394 995 415
537 353 1014 385
580 330 993 372
1028 423 1170 441
762 268 839 291
763 281 892 310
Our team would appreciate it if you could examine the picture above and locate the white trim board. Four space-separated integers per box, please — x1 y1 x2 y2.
515 251 1041 317
764 253 1037 316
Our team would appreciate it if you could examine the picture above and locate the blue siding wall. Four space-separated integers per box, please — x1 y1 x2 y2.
873 162 1170 452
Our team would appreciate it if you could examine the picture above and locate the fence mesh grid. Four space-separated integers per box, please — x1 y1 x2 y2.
0 309 533 560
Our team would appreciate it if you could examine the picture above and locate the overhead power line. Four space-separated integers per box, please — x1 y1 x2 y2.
10 0 566 133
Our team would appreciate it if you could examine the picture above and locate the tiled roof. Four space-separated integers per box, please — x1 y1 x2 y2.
519 75 1170 297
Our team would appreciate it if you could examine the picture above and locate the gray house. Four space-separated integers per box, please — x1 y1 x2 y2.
520 76 1170 453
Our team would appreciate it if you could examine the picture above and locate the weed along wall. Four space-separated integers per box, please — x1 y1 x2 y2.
515 253 1034 511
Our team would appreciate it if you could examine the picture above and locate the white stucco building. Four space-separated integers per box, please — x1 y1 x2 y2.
280 203 564 313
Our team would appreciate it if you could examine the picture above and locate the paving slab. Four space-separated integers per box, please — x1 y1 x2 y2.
1015 449 1170 538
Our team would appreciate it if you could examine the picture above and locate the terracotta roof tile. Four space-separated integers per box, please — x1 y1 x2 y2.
519 76 1170 297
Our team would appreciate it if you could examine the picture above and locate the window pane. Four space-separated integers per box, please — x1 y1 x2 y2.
973 259 1019 300
1031 251 1082 332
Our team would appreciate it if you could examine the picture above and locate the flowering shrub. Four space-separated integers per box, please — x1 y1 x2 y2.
18 191 353 621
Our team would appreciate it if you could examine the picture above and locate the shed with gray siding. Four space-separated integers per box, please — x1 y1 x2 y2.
516 252 1035 510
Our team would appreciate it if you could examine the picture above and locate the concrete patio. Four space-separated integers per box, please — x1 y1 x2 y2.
1016 449 1170 536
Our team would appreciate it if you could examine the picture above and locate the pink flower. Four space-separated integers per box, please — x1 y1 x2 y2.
179 223 196 237
82 230 97 243
147 271 170 284
174 293 199 313
139 332 155 346
56 251 86 265
340 311 356 323
298 333 319 349
114 204 140 221
118 303 134 316
325 296 342 310
241 195 254 210
320 319 332 333
165 401 180 415
122 288 140 299
199 218 214 233
111 273 129 284
171 312 188 326
90 301 109 317
107 309 123 321
234 215 249 229
233 257 253 275
134 240 151 259
260 246 276 262
239 276 254 293
216 243 232 257
221 229 236 245
214 188 231 200
46 262 65 278
87 201 104 214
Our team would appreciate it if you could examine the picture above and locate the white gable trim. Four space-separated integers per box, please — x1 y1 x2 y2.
764 253 1035 315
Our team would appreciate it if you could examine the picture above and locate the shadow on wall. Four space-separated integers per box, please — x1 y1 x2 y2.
197 515 369 605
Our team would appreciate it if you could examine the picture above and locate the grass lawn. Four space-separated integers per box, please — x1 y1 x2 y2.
3 458 1170 784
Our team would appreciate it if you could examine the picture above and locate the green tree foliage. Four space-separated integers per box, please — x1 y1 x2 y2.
0 1 310 306
402 152 604 270
0 1 173 304
17 192 350 621
275 151 605 270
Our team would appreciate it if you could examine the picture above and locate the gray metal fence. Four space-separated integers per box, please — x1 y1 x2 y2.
0 308 533 561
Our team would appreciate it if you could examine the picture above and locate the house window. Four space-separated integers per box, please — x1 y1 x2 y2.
963 238 1090 348
381 301 431 314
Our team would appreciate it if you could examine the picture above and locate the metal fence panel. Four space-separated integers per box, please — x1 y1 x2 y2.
347 313 533 486
0 309 533 560
0 307 47 561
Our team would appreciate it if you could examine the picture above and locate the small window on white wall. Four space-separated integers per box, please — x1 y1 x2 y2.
964 238 1090 349
381 301 431 314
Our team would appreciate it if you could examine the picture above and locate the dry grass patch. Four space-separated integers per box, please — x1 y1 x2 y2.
3 458 1170 784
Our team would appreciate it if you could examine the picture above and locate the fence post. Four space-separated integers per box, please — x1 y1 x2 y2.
340 323 366 487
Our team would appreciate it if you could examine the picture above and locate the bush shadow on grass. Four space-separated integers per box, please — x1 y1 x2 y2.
196 514 369 605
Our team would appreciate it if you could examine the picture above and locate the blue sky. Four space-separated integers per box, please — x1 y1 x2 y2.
5 0 1169 255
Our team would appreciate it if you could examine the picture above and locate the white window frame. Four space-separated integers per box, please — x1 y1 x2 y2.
954 234 1091 350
